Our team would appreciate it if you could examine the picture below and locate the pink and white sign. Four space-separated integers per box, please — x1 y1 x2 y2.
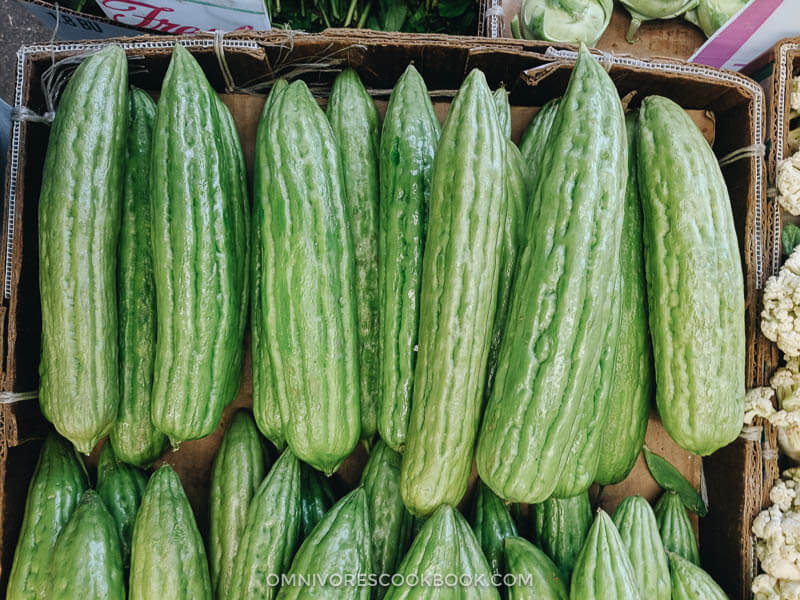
690 0 800 71
97 0 270 35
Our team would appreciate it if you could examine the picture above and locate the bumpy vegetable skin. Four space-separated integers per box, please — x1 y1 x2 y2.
7 433 89 600
129 465 212 600
38 45 128 454
150 44 250 446
259 79 361 474
377 64 440 453
96 442 147 567
276 488 372 599
47 490 125 600
476 45 627 504
595 112 652 486
209 410 269 599
226 450 302 600
252 80 289 449
110 87 166 467
328 68 381 439
637 94 744 456
400 67 507 516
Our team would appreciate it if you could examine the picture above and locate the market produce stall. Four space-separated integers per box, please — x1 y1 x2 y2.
0 29 775 600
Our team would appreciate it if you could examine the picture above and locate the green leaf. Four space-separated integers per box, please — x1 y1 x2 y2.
437 0 470 18
382 2 407 30
783 223 800 256
643 448 707 517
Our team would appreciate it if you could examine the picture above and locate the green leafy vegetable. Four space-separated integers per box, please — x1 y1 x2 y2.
783 223 800 256
643 448 708 517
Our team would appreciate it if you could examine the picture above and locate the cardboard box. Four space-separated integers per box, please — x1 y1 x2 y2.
0 30 774 599
479 2 707 60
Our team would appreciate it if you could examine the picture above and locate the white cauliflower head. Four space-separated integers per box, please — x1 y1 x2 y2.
762 247 800 357
777 151 800 216
751 469 800 597
747 387 778 424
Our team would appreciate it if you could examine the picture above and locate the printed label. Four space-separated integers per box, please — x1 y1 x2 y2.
97 0 270 34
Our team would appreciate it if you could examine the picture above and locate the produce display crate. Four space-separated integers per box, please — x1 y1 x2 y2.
0 29 774 598
479 1 707 60
769 37 800 196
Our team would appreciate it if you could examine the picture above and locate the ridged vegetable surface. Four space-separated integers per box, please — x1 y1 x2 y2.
47 490 125 600
96 442 147 567
532 491 592 579
259 79 361 474
653 491 700 565
486 115 529 397
595 115 652 486
384 504 500 600
300 461 337 540
637 94 744 456
493 88 512 139
518 98 559 192
612 496 670 600
328 68 381 439
477 46 627 504
38 45 127 454
553 271 621 498
668 553 728 599
361 440 414 599
470 481 518 578
6 433 89 600
226 450 302 600
504 536 568 600
129 465 212 600
400 68 507 517
569 510 642 600
377 64 440 453
210 410 269 598
110 87 166 467
252 80 288 449
276 488 371 599
150 44 250 446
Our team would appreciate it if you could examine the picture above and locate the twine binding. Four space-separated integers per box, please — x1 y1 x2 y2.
718 143 765 167
762 446 779 461
739 425 763 441
0 391 37 405
213 30 237 93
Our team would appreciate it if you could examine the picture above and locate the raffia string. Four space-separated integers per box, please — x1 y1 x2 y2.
718 143 765 167
0 391 37 405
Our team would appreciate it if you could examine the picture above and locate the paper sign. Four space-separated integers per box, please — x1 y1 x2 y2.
690 0 800 71
20 0 144 39
97 0 270 34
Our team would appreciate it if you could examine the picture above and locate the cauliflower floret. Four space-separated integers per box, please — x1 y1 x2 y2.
762 246 800 356
771 483 797 513
782 580 800 600
747 387 778 424
750 470 800 597
792 77 800 113
753 573 780 600
777 151 800 216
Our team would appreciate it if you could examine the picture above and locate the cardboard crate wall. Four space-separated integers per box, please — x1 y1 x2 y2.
0 31 775 598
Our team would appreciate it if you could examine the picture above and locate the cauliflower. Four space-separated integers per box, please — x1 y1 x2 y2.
778 152 800 216
793 77 800 114
751 470 800 598
762 247 800 355
746 387 778 424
